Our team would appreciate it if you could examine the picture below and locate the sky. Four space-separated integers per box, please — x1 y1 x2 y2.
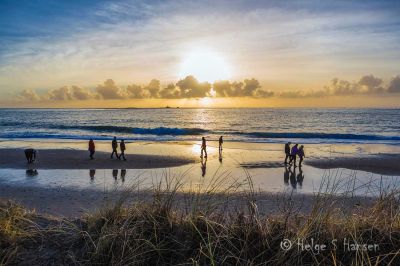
0 0 400 108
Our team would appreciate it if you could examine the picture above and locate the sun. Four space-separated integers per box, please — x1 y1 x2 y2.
179 49 231 82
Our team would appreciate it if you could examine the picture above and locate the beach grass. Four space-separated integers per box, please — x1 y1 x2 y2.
1 171 400 265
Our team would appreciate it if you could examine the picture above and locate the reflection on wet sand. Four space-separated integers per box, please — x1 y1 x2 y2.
284 166 289 185
89 169 127 182
89 169 95 180
284 165 305 189
26 169 38 177
297 167 304 188
121 169 126 182
112 169 118 180
201 157 207 177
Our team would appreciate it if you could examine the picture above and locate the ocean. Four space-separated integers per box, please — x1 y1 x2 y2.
1 108 399 144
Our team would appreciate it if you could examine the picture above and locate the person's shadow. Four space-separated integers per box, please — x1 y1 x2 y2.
284 165 289 185
201 157 207 177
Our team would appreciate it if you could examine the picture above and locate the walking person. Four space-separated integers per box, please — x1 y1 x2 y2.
119 139 127 161
200 137 207 158
218 136 223 154
289 144 299 167
284 142 291 164
88 138 95 159
298 145 305 167
24 148 37 163
110 136 119 159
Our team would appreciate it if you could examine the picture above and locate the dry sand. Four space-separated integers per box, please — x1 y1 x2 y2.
0 148 194 169
0 183 376 218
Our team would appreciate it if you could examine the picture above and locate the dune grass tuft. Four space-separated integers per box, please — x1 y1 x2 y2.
1 171 400 265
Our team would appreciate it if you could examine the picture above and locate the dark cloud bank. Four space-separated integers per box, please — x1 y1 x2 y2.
18 75 400 102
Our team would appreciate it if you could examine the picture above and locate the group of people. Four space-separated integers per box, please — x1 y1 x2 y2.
88 136 127 161
284 142 305 167
200 135 224 159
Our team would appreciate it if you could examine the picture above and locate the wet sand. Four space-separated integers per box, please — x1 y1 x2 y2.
0 148 194 169
0 141 399 217
307 153 400 175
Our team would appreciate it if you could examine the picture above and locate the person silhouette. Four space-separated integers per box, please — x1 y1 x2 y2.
298 145 305 167
119 140 127 161
121 169 126 182
289 144 299 167
284 142 291 164
289 166 297 189
297 166 304 188
24 148 37 163
200 137 207 158
201 157 207 177
88 139 95 159
284 165 290 185
111 137 119 159
218 136 223 154
112 169 118 180
89 169 96 180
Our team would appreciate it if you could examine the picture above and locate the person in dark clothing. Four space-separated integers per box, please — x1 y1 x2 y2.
119 140 127 161
88 139 95 159
200 137 207 158
110 137 119 159
284 142 291 164
24 148 37 163
289 144 299 167
298 145 305 167
218 136 223 154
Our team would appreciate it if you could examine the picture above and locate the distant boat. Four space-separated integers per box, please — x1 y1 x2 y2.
165 106 171 108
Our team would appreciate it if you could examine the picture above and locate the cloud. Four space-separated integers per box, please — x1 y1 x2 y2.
358 75 384 94
126 84 149 99
16 74 400 102
278 88 330 98
176 75 211 98
71 85 98 100
387 75 400 93
279 74 399 98
145 79 161 98
45 86 74 101
17 89 41 101
96 79 127 99
213 79 273 97
159 83 181 99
